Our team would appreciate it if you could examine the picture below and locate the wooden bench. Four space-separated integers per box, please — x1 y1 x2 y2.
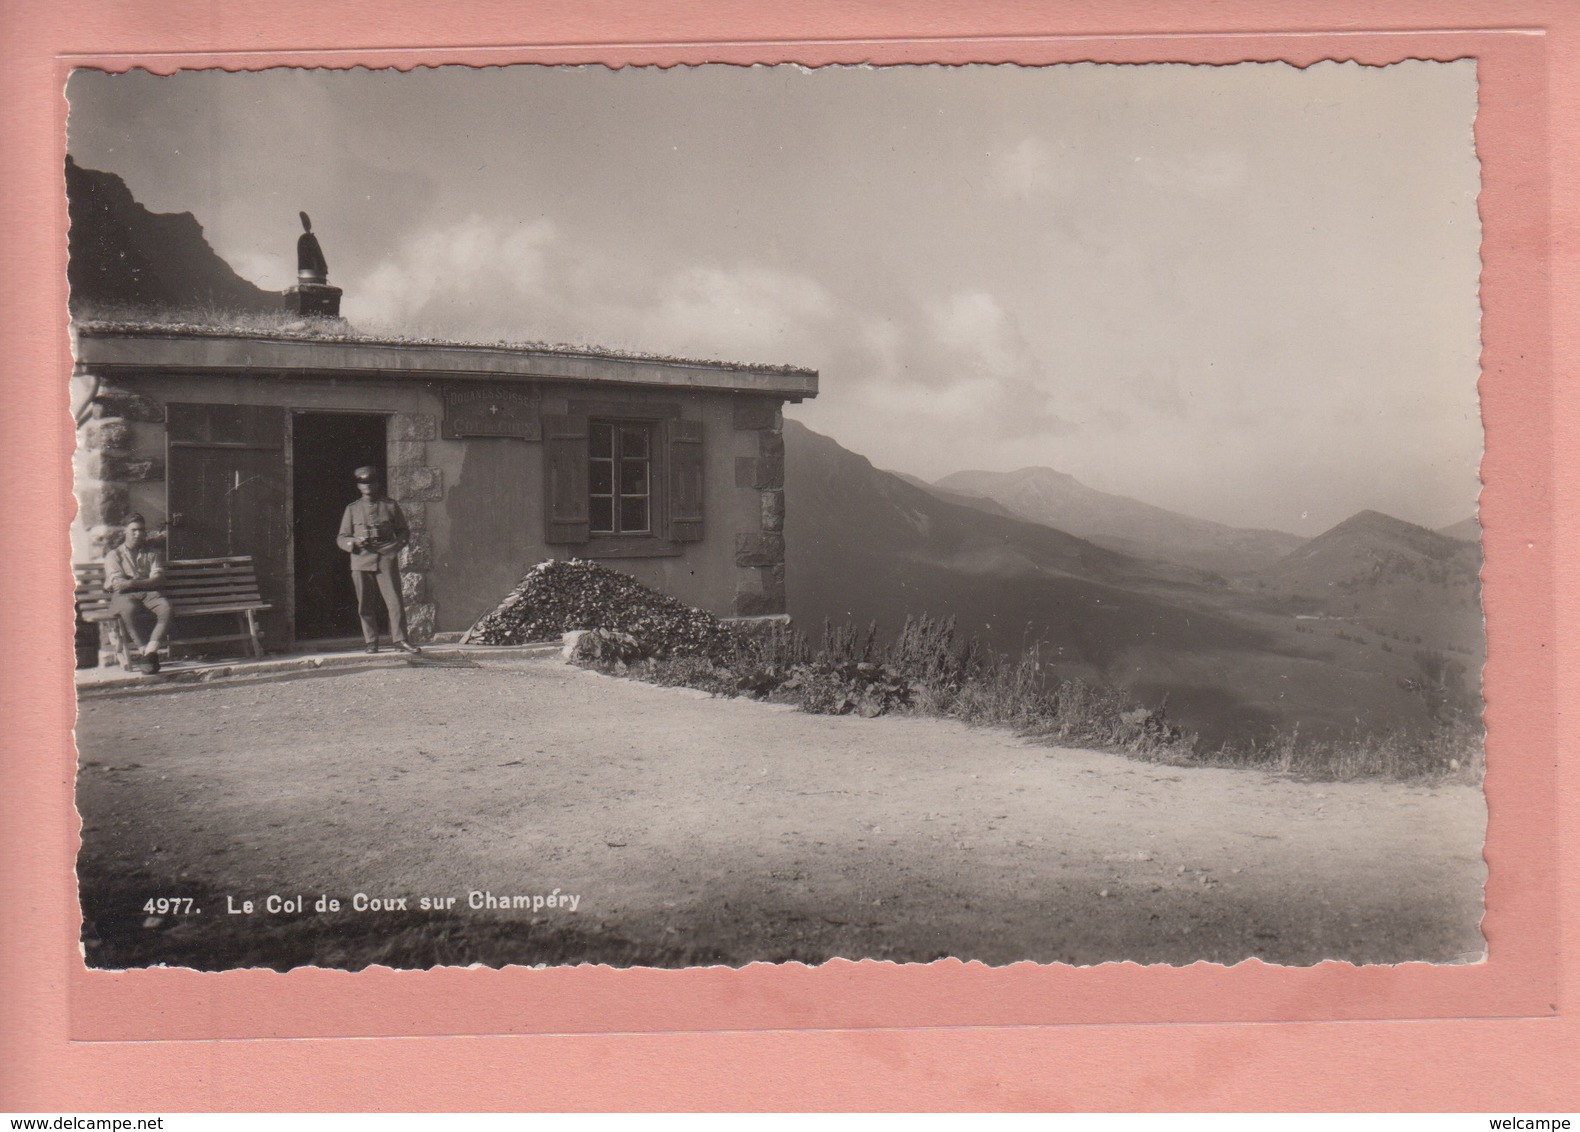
74 555 272 667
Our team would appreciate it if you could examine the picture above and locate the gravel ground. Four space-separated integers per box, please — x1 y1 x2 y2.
74 655 1487 969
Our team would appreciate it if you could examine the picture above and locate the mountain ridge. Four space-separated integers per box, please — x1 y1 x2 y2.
935 464 1305 576
785 419 1214 592
1259 508 1481 601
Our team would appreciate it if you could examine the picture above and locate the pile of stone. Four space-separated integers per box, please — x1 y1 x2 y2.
463 559 736 658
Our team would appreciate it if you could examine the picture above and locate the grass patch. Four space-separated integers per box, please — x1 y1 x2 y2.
1192 719 1485 783
588 613 1483 785
71 302 815 373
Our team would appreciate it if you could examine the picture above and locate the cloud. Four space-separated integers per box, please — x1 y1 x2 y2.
349 217 1092 471
924 289 1041 382
813 293 1076 454
856 317 904 378
344 213 835 370
351 214 557 330
988 137 1070 199
638 264 835 360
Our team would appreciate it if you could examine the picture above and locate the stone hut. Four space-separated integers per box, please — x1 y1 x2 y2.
71 321 816 654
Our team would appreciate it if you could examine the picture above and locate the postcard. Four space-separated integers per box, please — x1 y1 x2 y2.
3 1 1571 1112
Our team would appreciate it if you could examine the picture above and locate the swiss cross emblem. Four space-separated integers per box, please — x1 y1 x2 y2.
443 386 541 439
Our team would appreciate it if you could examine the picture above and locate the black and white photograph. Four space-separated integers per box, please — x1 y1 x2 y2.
66 61 1486 972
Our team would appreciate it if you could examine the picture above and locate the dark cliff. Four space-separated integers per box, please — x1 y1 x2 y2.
66 155 280 315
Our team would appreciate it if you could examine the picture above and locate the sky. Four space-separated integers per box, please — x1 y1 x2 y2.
65 62 1482 536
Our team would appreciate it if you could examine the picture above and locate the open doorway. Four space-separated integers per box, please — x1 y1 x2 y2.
292 412 389 642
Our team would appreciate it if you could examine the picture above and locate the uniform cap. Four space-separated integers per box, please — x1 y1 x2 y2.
353 466 380 483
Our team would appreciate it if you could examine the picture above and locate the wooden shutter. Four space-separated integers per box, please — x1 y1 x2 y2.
668 418 705 542
543 414 590 543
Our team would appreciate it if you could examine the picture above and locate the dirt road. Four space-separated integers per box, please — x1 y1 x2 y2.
75 654 1486 968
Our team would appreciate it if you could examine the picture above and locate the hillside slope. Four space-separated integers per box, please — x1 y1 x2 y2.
937 466 1304 576
787 421 1296 740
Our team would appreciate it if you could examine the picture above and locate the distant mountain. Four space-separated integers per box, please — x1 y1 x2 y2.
66 155 280 315
788 421 1302 742
786 419 1209 593
785 416 1235 670
1261 510 1480 595
935 466 1304 577
1437 516 1480 543
886 471 1019 519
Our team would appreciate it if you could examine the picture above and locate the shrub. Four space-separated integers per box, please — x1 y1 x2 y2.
781 659 912 717
646 655 739 697
1202 719 1484 783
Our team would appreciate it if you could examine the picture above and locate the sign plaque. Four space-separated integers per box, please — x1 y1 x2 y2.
442 386 542 440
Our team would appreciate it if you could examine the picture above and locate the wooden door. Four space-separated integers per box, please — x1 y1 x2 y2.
166 403 289 648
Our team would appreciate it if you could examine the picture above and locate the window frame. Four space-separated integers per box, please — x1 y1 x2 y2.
543 400 703 559
588 419 656 538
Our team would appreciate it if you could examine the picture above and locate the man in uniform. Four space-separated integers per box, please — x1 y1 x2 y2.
104 513 173 673
336 466 420 654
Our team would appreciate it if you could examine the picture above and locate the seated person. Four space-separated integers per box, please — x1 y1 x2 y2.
104 514 172 673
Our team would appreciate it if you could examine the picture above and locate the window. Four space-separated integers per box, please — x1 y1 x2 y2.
589 421 652 535
544 407 704 554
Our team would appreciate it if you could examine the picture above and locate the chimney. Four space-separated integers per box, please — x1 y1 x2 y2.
284 210 343 317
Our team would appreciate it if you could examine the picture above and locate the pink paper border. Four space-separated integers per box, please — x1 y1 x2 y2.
3 0 1574 1111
